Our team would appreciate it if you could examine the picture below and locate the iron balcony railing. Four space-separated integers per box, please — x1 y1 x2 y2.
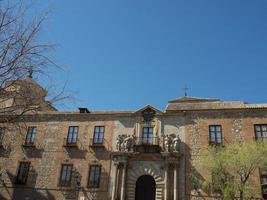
63 138 78 147
23 140 36 147
89 138 105 147
89 138 113 151
255 136 267 141
135 137 160 146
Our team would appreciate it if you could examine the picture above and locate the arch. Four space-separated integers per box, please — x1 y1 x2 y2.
135 175 156 200
127 165 164 200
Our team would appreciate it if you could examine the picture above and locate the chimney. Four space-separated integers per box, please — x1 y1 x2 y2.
78 107 90 113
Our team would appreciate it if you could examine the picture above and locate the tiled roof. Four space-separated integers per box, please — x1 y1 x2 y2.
166 96 267 111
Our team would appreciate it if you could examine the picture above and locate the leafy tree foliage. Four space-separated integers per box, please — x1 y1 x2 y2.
192 141 267 200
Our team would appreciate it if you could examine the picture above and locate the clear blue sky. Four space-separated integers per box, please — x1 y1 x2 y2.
32 0 267 111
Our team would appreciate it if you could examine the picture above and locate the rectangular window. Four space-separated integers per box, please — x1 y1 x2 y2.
67 126 79 144
209 125 222 145
261 170 267 199
255 125 267 141
88 165 101 188
93 126 105 144
16 162 30 184
59 164 73 186
0 128 4 145
142 127 154 144
25 127 36 145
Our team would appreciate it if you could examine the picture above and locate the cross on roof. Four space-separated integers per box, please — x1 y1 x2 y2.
28 67 33 78
182 85 189 97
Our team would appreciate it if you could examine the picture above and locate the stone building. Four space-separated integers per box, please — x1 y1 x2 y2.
0 78 267 200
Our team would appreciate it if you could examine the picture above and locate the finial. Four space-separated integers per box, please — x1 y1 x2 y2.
182 85 189 97
28 67 33 78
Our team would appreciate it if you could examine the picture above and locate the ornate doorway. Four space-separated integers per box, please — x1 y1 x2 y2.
135 175 156 200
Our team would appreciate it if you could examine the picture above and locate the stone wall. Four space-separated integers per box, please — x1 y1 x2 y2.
0 108 267 200
0 119 114 200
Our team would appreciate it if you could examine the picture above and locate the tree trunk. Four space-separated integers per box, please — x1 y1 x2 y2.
240 190 243 200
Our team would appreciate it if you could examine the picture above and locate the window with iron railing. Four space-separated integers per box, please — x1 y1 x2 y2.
255 125 267 141
16 162 30 184
25 127 36 145
59 164 73 186
66 126 79 145
209 125 222 145
142 127 154 145
88 165 101 188
93 126 105 145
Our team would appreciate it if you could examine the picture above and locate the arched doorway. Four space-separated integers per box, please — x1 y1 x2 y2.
135 175 156 200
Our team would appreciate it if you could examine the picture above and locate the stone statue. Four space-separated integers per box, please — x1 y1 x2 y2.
116 134 135 152
173 134 181 152
116 135 124 151
123 135 135 152
164 135 171 152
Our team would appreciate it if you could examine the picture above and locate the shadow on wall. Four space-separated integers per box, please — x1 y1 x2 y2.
4 170 57 200
3 161 110 200
180 132 216 199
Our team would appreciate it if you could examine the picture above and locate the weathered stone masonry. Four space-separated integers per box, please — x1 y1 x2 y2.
0 79 267 200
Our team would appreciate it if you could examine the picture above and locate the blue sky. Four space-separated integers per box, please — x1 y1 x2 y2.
31 0 267 111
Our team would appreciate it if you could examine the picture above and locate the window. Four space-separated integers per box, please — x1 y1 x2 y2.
16 162 30 184
142 127 154 144
0 128 4 145
93 126 105 144
25 127 36 145
209 125 222 145
255 125 267 141
67 126 78 144
88 165 101 188
59 164 73 186
261 170 267 199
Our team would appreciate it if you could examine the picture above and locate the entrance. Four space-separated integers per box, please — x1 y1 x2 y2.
135 175 156 200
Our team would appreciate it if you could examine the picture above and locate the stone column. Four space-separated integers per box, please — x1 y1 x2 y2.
112 163 119 200
173 164 178 200
120 162 127 200
164 164 169 200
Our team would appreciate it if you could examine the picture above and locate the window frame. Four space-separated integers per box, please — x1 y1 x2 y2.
260 169 267 198
59 164 73 187
142 127 154 145
67 126 79 145
88 165 101 188
209 125 222 145
25 127 36 145
16 161 30 185
254 124 267 141
93 126 105 145
0 127 4 145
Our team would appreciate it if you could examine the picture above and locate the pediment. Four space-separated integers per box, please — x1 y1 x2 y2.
134 105 163 116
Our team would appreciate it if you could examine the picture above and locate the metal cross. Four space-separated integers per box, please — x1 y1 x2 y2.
182 85 189 97
28 67 33 78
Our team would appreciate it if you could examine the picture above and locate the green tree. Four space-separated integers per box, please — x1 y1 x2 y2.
192 141 267 200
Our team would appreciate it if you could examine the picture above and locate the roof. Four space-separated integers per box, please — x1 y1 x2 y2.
168 96 220 103
166 96 267 111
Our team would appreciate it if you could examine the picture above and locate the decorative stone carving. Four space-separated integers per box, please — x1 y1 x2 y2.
116 135 124 151
123 135 135 152
173 135 181 152
116 134 135 152
164 135 171 152
163 134 180 152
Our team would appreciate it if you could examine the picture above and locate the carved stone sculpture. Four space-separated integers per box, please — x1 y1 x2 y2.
172 135 180 152
116 135 124 151
116 134 135 152
164 135 171 152
123 135 135 152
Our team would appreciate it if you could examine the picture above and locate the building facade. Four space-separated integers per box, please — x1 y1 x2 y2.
0 79 267 200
